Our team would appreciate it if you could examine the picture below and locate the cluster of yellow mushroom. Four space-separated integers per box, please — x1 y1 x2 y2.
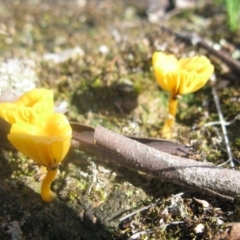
0 53 214 201
0 89 72 202
152 52 214 138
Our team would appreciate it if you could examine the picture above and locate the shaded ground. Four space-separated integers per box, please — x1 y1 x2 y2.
0 0 240 239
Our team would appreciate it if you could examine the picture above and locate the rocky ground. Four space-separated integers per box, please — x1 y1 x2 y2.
0 0 240 239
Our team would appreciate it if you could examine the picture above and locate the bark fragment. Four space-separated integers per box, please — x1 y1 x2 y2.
93 125 240 201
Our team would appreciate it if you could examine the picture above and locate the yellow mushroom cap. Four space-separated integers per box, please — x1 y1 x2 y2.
0 88 54 124
152 52 214 96
8 113 72 169
0 88 72 169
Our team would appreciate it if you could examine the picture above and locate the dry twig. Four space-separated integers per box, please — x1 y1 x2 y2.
161 26 240 75
211 86 234 167
93 125 240 201
1 118 239 202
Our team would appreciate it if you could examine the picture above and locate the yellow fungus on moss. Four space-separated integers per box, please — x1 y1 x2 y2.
152 52 214 139
0 88 72 202
8 113 72 169
0 89 54 125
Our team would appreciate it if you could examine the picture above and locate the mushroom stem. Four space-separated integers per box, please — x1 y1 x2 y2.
162 94 178 139
41 168 58 202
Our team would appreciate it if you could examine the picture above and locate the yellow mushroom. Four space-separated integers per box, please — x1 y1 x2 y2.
8 113 72 169
152 52 214 138
0 88 54 124
0 89 72 202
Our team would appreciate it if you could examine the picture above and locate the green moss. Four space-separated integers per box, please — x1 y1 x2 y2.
0 0 240 239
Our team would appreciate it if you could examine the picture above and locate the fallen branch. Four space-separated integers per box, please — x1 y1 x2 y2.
0 117 12 149
211 86 234 167
0 118 189 155
92 125 240 202
70 122 190 157
1 118 239 201
162 26 240 75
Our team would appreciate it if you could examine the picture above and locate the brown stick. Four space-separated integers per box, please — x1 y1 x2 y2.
94 125 240 201
162 26 240 75
1 118 237 201
70 122 190 157
0 117 12 149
